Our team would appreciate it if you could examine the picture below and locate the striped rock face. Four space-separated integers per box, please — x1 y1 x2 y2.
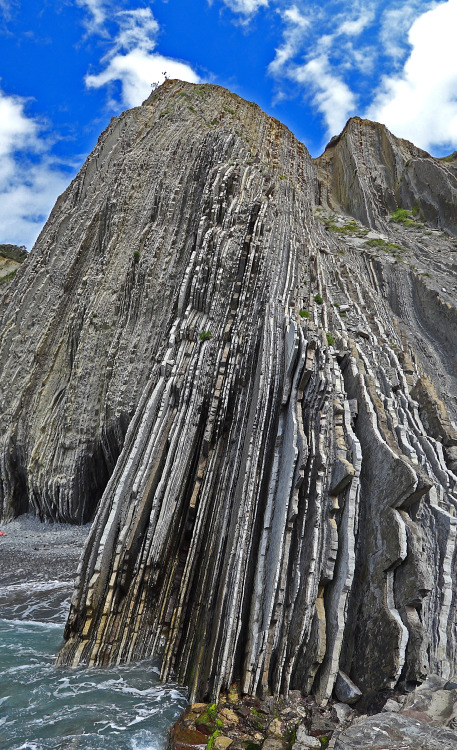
1 80 457 705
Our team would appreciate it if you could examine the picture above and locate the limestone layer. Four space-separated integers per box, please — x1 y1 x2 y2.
1 81 457 705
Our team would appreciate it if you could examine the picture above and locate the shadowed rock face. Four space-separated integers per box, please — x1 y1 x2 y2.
1 80 457 705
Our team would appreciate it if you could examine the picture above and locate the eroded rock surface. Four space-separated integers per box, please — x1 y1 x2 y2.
1 80 457 706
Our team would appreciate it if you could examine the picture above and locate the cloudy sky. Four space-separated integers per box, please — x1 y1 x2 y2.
1 0 457 248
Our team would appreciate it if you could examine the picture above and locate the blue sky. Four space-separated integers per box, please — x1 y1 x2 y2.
1 0 457 248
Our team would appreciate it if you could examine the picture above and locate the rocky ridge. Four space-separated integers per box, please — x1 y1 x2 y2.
0 80 457 713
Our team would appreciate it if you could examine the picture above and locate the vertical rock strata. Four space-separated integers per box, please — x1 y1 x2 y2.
1 81 457 705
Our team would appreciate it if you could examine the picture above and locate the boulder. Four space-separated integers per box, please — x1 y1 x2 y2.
334 712 457 749
335 672 362 705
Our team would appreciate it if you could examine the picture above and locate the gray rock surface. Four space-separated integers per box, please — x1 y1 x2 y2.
334 712 457 749
1 80 457 707
335 672 362 705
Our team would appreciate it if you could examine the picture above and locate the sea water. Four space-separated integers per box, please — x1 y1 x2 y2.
0 581 188 750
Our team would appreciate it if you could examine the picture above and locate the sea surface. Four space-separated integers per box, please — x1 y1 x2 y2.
0 580 188 750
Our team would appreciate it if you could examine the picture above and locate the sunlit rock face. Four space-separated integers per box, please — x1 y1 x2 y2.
1 80 457 705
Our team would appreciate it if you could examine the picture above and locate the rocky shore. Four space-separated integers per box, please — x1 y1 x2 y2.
168 676 457 750
0 514 90 587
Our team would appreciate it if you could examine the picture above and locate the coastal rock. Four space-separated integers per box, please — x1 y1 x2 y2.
0 80 456 708
333 712 457 750
334 672 362 705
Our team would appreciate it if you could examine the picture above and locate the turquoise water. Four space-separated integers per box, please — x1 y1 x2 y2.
0 582 187 750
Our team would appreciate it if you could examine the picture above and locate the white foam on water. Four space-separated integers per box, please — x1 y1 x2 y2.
0 580 72 594
130 731 162 750
1 617 63 629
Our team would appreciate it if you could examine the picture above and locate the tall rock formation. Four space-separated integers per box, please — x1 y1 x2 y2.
1 80 457 706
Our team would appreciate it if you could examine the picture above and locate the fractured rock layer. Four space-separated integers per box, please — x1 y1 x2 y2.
1 80 457 705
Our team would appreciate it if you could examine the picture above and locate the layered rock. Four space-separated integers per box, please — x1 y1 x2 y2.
1 80 457 706
317 116 457 235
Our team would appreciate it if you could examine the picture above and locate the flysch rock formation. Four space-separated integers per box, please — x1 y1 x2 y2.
1 80 457 709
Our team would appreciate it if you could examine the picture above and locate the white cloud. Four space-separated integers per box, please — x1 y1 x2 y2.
379 1 436 60
76 0 107 31
368 0 457 151
0 89 72 248
268 4 366 135
293 54 357 135
269 5 309 74
85 7 200 107
112 8 159 52
339 9 375 36
221 0 269 15
87 50 200 107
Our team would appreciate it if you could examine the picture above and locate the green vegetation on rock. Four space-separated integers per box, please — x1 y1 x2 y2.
0 270 17 285
365 238 404 258
390 208 420 227
0 244 27 262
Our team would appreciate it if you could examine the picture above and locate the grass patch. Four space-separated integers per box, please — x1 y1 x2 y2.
0 270 17 284
133 250 140 263
317 216 366 235
326 332 335 346
390 208 420 227
200 331 212 341
299 309 310 318
365 238 403 256
314 293 323 304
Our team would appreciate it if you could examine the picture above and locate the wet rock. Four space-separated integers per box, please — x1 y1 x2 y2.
171 729 209 750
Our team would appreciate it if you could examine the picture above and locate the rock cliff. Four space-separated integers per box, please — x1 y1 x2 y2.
1 80 457 707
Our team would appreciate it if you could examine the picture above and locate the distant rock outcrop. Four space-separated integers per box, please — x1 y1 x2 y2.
1 80 457 707
0 244 27 289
